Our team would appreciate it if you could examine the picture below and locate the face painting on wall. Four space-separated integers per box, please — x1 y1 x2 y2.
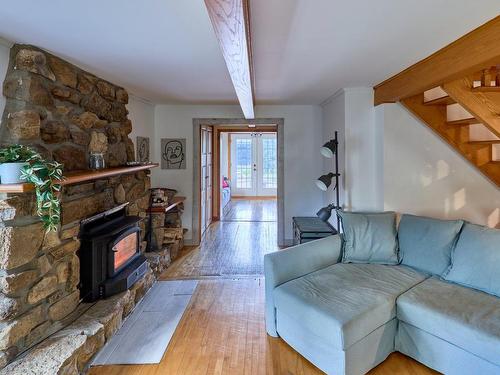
136 136 150 162
161 138 186 169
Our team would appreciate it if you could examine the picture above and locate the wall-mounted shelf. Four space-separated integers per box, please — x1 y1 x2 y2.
147 196 186 214
0 163 159 194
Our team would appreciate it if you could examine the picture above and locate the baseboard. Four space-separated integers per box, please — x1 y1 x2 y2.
183 238 196 246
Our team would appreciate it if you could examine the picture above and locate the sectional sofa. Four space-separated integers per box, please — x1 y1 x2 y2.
264 212 500 375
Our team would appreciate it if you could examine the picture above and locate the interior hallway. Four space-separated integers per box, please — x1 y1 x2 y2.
163 199 279 279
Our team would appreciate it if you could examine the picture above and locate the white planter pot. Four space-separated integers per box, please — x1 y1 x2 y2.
0 162 27 184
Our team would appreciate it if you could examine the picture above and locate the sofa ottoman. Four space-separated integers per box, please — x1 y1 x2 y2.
273 263 427 374
397 277 500 374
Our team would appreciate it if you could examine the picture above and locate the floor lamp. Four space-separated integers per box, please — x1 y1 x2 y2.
315 131 341 232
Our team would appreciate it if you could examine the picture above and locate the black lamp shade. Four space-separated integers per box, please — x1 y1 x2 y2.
320 140 337 158
316 204 335 222
315 172 335 191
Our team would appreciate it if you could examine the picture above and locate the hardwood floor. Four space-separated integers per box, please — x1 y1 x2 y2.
161 221 279 279
221 198 277 222
88 279 437 375
89 200 437 375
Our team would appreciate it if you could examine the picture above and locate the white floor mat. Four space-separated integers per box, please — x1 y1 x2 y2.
91 280 198 365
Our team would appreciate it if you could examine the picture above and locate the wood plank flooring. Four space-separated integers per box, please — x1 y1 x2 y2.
222 198 277 222
162 221 279 279
89 200 437 375
88 279 437 375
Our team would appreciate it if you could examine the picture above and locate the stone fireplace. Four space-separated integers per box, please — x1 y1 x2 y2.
0 44 174 373
1 45 133 168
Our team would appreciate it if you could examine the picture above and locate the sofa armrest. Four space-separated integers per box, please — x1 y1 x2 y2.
264 234 342 336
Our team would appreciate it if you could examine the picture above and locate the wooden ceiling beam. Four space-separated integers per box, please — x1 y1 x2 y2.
205 0 255 119
374 16 500 106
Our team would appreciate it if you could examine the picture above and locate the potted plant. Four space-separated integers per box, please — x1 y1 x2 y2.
0 145 64 231
0 145 30 184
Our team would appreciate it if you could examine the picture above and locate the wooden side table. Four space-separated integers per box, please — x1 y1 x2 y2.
292 217 337 245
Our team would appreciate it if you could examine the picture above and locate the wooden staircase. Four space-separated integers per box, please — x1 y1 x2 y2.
401 67 500 187
373 16 500 189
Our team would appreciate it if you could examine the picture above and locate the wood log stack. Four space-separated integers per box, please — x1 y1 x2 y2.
146 190 186 276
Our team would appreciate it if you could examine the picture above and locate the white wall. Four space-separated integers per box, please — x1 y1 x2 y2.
321 88 498 228
153 104 324 241
344 88 383 211
0 38 12 121
321 88 383 215
127 95 156 162
381 103 500 228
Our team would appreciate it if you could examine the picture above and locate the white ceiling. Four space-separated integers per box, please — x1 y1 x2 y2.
0 1 499 105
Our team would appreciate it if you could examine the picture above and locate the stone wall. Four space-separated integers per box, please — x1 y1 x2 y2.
0 267 155 375
1 44 133 170
0 44 169 372
0 171 151 368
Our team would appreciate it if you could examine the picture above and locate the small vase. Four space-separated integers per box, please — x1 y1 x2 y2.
0 162 27 184
89 153 105 170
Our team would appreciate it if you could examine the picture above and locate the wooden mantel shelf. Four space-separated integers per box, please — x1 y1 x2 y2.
148 196 186 214
0 163 159 194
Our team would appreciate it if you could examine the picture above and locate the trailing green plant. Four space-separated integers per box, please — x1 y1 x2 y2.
0 145 64 232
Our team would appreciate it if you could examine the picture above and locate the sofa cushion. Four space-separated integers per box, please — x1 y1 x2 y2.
337 211 399 265
399 214 463 275
273 263 427 350
444 223 500 297
397 277 500 366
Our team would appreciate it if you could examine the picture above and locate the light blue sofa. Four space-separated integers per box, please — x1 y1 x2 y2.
264 218 500 375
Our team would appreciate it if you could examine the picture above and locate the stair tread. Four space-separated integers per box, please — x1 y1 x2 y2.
472 86 500 93
447 118 478 126
402 95 500 188
468 140 500 145
423 96 455 106
481 162 500 185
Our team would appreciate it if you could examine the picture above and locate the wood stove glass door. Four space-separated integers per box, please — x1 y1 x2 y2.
109 228 139 276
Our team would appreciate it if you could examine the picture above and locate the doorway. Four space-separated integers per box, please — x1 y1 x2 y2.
220 130 277 223
192 118 285 246
230 133 277 198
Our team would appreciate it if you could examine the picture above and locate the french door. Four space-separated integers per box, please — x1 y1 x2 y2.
200 126 213 235
230 133 277 197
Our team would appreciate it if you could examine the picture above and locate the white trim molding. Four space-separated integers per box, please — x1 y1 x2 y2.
0 37 13 48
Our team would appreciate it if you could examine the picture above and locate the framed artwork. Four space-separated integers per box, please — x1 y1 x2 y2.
161 138 186 169
136 136 150 162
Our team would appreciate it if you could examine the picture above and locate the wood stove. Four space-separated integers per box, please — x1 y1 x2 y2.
79 203 148 302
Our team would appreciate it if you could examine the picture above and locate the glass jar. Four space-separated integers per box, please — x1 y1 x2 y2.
89 153 105 170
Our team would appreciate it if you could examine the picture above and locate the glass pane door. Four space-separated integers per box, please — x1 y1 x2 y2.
230 133 277 197
257 134 277 196
231 134 256 196
235 138 252 189
200 126 213 235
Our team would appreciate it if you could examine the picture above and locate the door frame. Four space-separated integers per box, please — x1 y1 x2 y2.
192 118 285 246
224 129 278 199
